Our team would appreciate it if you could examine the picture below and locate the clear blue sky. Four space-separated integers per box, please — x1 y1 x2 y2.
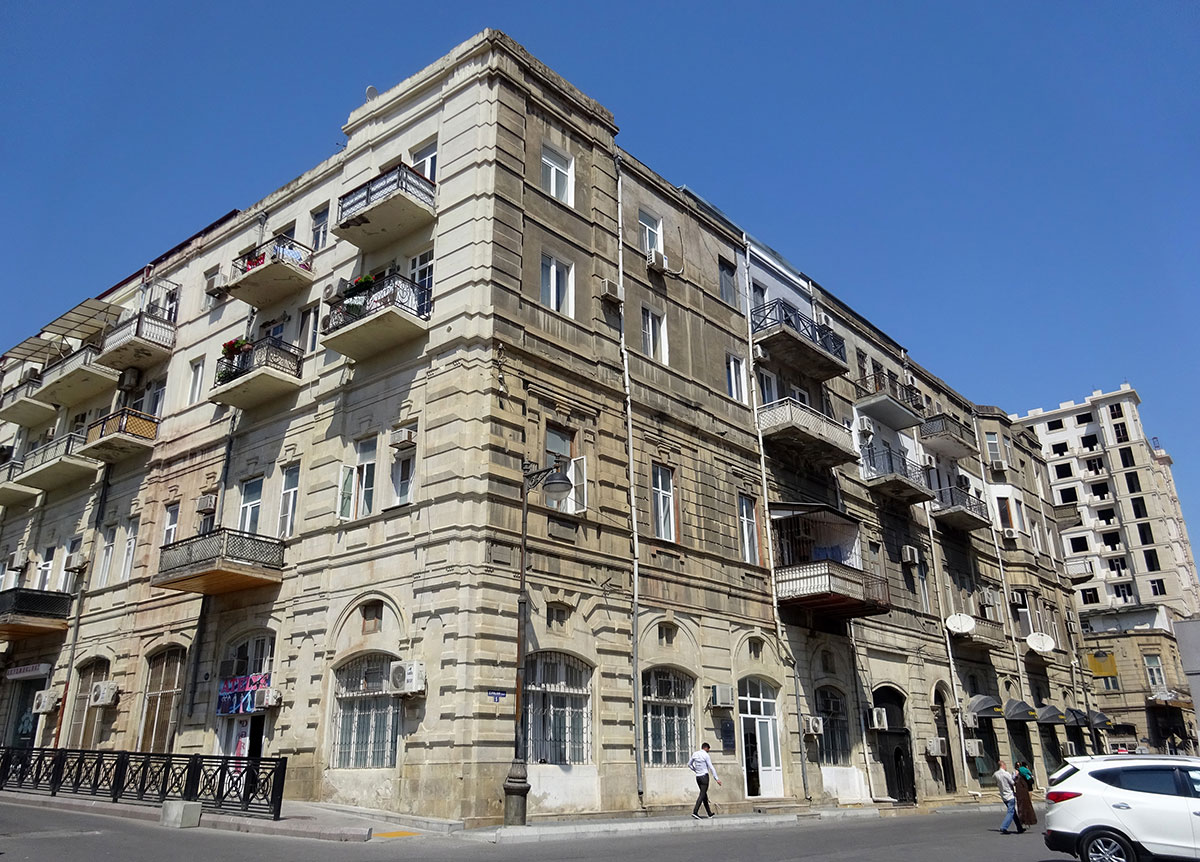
2 2 1197 523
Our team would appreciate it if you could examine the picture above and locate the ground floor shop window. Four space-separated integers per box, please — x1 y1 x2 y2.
642 667 693 766
331 654 398 769
525 651 592 765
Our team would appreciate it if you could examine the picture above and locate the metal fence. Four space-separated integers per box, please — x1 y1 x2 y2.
0 747 287 820
860 446 930 487
233 236 314 276
337 164 436 222
756 398 854 450
0 377 43 411
749 299 847 361
101 312 176 354
86 409 159 444
324 273 433 333
919 413 975 448
213 337 302 388
0 459 26 482
0 587 73 619
40 345 104 388
854 372 924 414
776 559 890 608
21 433 88 473
159 528 285 574
932 486 989 519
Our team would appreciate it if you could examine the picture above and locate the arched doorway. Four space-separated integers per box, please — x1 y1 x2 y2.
873 686 915 803
216 633 274 758
738 676 783 797
933 689 956 793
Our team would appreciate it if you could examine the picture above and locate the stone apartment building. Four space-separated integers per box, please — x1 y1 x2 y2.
0 30 1093 824
1018 387 1199 754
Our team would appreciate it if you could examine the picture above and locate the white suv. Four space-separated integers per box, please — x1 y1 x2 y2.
1044 755 1200 861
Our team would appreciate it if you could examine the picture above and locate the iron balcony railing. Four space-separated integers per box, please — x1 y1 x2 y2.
159 528 285 574
20 433 89 474
755 398 854 448
337 164 436 222
101 311 176 354
232 235 314 276
920 413 976 448
0 460 26 483
0 588 73 619
749 299 847 362
40 345 105 389
213 337 302 388
776 559 890 607
860 447 930 487
0 747 287 820
932 486 989 520
0 377 44 410
323 273 433 333
853 372 924 414
86 409 159 445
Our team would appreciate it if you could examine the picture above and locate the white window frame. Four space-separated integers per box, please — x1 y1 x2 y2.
756 369 778 405
738 494 759 565
35 547 54 591
188 359 205 406
96 525 116 589
726 353 747 403
298 306 320 354
641 306 667 364
540 253 574 317
652 463 675 542
410 248 434 291
1145 654 1165 689
639 209 663 253
391 432 416 507
311 205 329 252
540 144 572 205
278 465 300 538
411 140 437 182
239 477 263 534
120 517 139 582
340 437 377 520
642 667 694 767
163 504 179 546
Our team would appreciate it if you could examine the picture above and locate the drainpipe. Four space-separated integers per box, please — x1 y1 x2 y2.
614 154 646 807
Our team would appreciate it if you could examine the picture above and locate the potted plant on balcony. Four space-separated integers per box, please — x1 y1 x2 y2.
221 338 253 360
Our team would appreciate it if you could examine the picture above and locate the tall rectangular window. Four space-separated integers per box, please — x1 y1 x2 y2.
738 494 759 565
725 354 746 403
1109 403 1124 419
540 145 572 204
410 249 434 290
1114 583 1134 603
1126 472 1141 493
639 210 662 252
162 504 179 545
540 254 573 316
278 465 300 538
1119 447 1135 468
1144 548 1161 571
188 359 205 405
239 478 263 534
311 206 329 251
412 141 437 182
718 258 739 307
120 517 139 582
1138 523 1154 545
1150 578 1166 596
651 463 675 542
1131 497 1147 518
985 432 1002 463
544 425 574 511
1113 422 1129 443
340 438 377 520
203 267 222 310
96 525 116 589
641 307 667 363
392 446 415 506
1144 654 1165 688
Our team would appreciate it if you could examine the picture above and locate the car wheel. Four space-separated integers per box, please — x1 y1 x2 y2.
1080 830 1137 862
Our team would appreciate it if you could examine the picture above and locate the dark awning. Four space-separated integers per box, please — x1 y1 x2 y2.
966 694 1003 717
1004 699 1038 721
768 501 859 525
1036 705 1067 725
1064 708 1090 726
1089 710 1114 729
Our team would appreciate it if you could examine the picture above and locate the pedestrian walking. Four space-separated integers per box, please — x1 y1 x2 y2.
993 761 1024 834
687 742 721 819
1014 761 1037 829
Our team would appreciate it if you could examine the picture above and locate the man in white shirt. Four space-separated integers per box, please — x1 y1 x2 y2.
687 742 721 819
993 761 1023 834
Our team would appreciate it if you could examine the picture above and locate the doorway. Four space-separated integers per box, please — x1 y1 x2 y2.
933 690 956 793
738 677 783 797
220 713 265 759
873 686 915 803
7 680 42 747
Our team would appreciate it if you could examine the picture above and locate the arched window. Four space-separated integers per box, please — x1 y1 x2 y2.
815 686 850 765
525 651 591 765
140 647 186 753
642 667 693 766
331 653 398 769
67 659 110 749
217 633 276 716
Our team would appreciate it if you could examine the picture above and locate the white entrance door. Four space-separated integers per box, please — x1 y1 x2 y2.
739 677 784 797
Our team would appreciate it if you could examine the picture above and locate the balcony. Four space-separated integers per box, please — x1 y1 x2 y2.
756 398 858 468
749 300 848 381
854 373 924 429
15 433 100 492
225 236 315 309
331 165 437 253
951 616 1007 651
96 312 175 370
208 338 303 410
1053 503 1083 529
77 409 158 463
0 588 73 639
930 486 990 531
0 460 39 506
321 273 433 360
0 378 55 427
860 447 935 504
1064 558 1094 584
153 528 285 594
36 345 119 407
776 560 890 618
919 413 977 459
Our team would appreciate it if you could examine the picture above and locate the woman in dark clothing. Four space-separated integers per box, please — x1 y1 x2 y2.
1014 761 1037 830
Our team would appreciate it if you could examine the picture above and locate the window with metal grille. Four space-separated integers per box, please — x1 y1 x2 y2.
68 659 110 749
140 647 185 753
525 651 591 765
641 668 693 766
816 687 851 765
331 654 398 769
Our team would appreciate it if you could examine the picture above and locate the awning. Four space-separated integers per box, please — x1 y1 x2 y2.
966 694 1003 718
2 335 68 364
1064 708 1090 727
1036 705 1067 725
41 297 121 340
1004 699 1038 721
1089 710 1114 729
768 501 859 525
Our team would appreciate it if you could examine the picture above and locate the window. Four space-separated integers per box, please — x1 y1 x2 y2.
1051 442 1068 456
332 654 399 768
738 494 759 565
1059 487 1079 504
748 637 764 660
526 652 592 765
1150 578 1166 596
140 647 185 753
203 267 222 310
639 209 662 252
1081 588 1099 604
1101 675 1121 691
1114 583 1134 603
67 659 110 749
1047 419 1064 431
651 463 675 541
1091 481 1110 499
1075 412 1093 425
1098 507 1116 525
985 432 1002 463
725 354 746 403
756 369 778 405
410 248 434 291
1144 655 1165 689
120 517 139 582
360 601 383 635
220 634 274 681
657 623 676 645
1131 497 1147 519
642 668 693 766
1113 422 1129 443
1108 557 1128 575
718 257 739 307
546 602 570 629
278 465 300 538
540 254 573 316
540 145 572 204
816 687 851 766
132 380 166 417
188 359 205 405
1138 523 1154 545
94 526 116 588
998 497 1013 529
1055 463 1073 479
1085 457 1104 473
239 478 263 534
412 141 437 182
340 437 377 520
298 306 320 354
391 431 416 507
1102 531 1121 550
1126 472 1141 493
311 206 328 252
544 424 574 512
1119 447 1135 468
1109 403 1124 419
1144 549 1161 571
1081 433 1099 450
754 282 768 310
641 307 667 363
162 504 179 545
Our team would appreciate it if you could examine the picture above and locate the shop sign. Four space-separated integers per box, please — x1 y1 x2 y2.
5 663 51 680
216 673 270 715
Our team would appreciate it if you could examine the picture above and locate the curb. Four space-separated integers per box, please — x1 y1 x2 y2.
462 812 802 844
311 801 463 834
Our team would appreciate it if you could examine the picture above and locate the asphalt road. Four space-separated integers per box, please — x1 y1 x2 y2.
0 802 1075 862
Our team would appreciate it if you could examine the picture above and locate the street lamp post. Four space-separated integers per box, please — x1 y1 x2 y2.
503 458 573 826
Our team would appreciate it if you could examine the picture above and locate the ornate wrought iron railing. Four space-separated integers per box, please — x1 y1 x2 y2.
40 345 105 388
324 273 433 333
86 409 159 445
0 588 73 619
776 559 890 608
20 433 90 473
0 747 287 820
337 164 436 222
854 372 924 414
932 486 989 520
860 447 930 487
101 311 176 354
232 235 314 276
0 377 44 410
749 299 847 361
213 337 302 388
159 528 285 574
919 413 976 448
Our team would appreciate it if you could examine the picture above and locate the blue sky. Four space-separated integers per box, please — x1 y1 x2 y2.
1 2 1197 521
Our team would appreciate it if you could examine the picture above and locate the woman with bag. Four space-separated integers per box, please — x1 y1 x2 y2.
1014 761 1037 831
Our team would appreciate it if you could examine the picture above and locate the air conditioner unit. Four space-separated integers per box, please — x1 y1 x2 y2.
817 312 833 328
956 474 971 490
802 715 825 736
89 681 119 709
204 273 227 297
252 687 282 710
388 660 426 696
901 545 920 566
752 344 769 363
965 739 985 757
710 684 735 709
926 737 949 758
117 368 141 392
961 711 979 729
196 494 217 514
1066 618 1079 634
32 690 60 714
1065 740 1079 757
320 314 331 333
1010 589 1027 608
389 427 417 449
19 368 41 385
857 417 873 435
1002 527 1018 540
990 459 1007 472
646 249 668 273
64 552 87 572
323 279 351 305
868 707 889 730
600 278 624 303
924 454 936 468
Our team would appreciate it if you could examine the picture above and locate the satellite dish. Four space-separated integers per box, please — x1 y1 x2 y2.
365 85 379 101
945 614 976 635
1026 632 1056 654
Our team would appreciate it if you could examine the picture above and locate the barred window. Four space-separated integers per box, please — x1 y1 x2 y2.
525 651 592 765
332 654 398 769
816 686 851 766
140 647 185 753
68 659 110 749
642 667 693 766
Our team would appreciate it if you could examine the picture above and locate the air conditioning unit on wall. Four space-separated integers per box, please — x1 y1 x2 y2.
646 250 668 273
709 684 734 709
89 681 119 709
600 278 624 303
868 707 889 730
961 711 979 729
32 690 60 714
196 494 218 514
389 660 426 696
965 739 984 757
901 545 920 566
803 715 825 736
926 737 949 757
252 688 282 710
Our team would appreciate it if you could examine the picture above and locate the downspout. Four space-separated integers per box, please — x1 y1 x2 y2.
614 154 646 807
744 235 809 801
